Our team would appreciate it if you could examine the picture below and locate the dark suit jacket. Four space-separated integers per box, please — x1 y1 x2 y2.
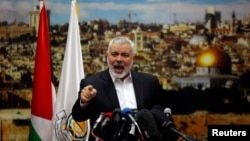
71 69 165 140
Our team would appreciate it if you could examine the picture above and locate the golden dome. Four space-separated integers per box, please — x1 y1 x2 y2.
196 47 231 67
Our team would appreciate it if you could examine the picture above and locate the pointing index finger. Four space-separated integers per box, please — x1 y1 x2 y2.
88 85 93 91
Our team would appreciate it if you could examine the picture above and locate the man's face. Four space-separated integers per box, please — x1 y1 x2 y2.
107 42 134 79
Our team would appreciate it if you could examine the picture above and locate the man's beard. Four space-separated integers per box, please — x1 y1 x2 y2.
108 61 133 79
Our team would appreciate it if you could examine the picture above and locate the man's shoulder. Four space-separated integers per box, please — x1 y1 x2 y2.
84 70 109 80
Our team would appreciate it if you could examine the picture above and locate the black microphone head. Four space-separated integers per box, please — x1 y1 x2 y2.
151 108 174 129
135 109 162 140
112 108 122 122
152 105 164 111
150 108 167 125
112 108 122 132
113 108 122 114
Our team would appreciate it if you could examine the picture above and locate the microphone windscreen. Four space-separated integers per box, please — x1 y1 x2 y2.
163 107 175 125
112 108 122 132
152 105 164 111
135 109 162 140
121 108 134 118
100 112 115 140
101 112 113 127
164 108 172 114
112 108 122 122
151 108 179 141
103 112 112 119
113 108 122 115
150 108 167 124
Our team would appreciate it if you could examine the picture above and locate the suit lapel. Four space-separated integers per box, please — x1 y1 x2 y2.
101 70 121 109
131 71 144 109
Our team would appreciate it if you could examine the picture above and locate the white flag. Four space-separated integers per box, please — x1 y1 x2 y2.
51 0 90 140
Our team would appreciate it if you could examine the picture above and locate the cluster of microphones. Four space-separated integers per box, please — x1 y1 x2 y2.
91 105 196 141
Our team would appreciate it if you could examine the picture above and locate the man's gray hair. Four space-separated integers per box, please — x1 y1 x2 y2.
107 36 135 54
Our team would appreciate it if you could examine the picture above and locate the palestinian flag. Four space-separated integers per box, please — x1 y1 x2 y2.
28 1 56 140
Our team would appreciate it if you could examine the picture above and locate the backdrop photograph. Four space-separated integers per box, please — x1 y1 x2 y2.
1 0 250 140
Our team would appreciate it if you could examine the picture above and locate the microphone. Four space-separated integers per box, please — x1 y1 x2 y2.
112 108 122 129
151 105 175 128
121 108 137 125
152 105 164 111
151 106 195 141
101 112 113 128
164 107 172 115
164 107 175 124
122 108 144 141
100 112 116 141
135 109 162 141
91 112 106 141
117 117 130 140
111 108 123 141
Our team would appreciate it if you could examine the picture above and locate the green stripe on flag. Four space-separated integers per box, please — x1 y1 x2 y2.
28 122 42 141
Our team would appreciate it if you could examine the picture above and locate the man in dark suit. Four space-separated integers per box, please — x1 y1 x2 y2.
72 36 166 141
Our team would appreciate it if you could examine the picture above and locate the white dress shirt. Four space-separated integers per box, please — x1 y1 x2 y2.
110 71 137 110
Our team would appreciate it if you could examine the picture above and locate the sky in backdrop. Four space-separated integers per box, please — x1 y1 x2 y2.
0 0 250 25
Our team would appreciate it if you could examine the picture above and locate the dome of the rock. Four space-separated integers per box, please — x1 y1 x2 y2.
196 47 231 68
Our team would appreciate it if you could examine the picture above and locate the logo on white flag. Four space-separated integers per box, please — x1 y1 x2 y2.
55 110 88 140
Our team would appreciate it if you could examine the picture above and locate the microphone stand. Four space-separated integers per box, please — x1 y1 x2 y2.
168 126 195 141
163 122 196 141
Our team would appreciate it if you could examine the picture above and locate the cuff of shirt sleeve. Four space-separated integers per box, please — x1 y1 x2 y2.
80 99 89 108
